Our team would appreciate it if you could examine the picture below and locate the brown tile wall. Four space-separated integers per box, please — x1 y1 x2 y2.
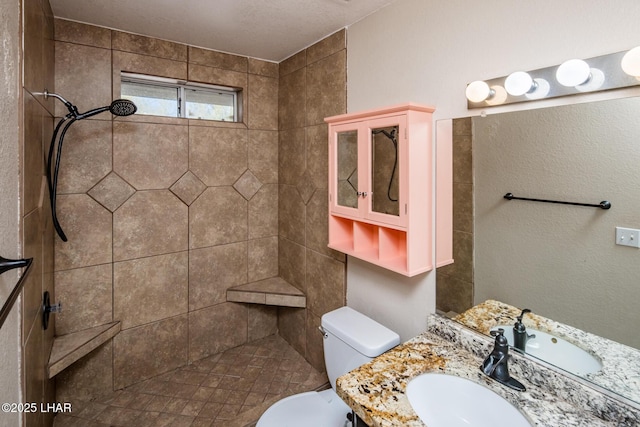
277 30 348 372
53 19 280 400
436 117 474 314
22 0 57 425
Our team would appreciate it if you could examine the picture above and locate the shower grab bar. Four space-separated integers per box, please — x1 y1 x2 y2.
504 193 611 210
0 256 34 330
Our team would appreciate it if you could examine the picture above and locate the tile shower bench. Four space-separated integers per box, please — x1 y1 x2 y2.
47 321 121 378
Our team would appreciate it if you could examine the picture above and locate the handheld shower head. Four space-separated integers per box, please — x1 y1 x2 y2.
109 99 137 116
44 94 137 241
75 99 137 120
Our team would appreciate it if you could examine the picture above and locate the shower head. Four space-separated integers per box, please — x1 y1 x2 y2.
109 99 137 116
38 90 137 120
75 99 138 120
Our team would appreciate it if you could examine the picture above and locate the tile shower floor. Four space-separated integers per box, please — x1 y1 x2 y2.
53 334 328 427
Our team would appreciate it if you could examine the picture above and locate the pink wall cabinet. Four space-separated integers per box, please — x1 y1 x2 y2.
326 103 446 277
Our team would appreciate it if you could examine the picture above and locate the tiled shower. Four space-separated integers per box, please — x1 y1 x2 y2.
49 16 347 407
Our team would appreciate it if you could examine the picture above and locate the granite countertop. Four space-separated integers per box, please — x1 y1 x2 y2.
454 300 640 404
336 329 618 427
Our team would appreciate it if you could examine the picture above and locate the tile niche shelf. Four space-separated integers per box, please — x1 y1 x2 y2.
226 277 306 308
326 103 453 277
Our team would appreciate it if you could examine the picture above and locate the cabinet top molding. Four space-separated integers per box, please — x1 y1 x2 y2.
324 103 436 124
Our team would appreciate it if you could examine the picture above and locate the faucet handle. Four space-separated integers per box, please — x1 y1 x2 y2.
516 308 531 323
490 328 509 352
490 328 505 337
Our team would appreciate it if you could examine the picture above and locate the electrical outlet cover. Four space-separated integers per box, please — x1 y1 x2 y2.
615 227 640 248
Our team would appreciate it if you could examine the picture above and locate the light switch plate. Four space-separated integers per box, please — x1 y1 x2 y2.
615 227 640 248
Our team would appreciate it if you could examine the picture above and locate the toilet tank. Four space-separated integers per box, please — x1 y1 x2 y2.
321 307 400 389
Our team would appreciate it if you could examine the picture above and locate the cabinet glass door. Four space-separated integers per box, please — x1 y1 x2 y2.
371 125 400 217
337 130 359 209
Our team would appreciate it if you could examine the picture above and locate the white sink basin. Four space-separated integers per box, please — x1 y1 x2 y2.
406 373 532 427
492 326 602 375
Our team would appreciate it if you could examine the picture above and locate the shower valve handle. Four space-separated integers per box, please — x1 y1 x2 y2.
42 291 62 330
46 302 62 313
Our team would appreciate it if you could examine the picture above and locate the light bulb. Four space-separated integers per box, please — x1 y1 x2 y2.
504 71 536 96
525 78 550 99
556 59 591 87
486 85 508 106
465 81 493 103
621 46 640 77
575 68 605 92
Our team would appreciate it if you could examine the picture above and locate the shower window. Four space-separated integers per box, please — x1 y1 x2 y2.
121 73 240 122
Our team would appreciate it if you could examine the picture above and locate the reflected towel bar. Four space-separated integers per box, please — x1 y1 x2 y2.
0 257 34 330
504 193 611 210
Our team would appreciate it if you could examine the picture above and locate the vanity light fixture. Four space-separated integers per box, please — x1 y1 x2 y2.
621 46 640 78
466 47 640 109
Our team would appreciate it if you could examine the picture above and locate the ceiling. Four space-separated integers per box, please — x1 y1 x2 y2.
50 0 397 62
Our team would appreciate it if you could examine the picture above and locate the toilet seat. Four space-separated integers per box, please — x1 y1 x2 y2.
256 389 352 427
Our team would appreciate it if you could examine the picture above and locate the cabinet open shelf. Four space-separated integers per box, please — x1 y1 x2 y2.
329 214 428 276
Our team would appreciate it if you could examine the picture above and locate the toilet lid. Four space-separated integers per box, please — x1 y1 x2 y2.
257 389 352 427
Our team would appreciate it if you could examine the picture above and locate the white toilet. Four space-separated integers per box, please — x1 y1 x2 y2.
257 306 400 427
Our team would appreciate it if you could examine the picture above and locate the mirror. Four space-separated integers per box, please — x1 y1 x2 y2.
371 125 400 216
440 96 640 405
337 129 358 208
335 125 401 216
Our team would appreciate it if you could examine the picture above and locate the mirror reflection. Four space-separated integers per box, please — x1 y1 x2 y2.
436 96 640 405
371 126 400 216
337 129 358 208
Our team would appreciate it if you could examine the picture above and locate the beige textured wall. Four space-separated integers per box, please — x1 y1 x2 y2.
53 20 280 400
0 0 22 422
277 30 347 372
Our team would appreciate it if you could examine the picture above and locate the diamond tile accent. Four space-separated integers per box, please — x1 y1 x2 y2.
88 172 136 212
171 171 207 206
233 170 262 201
296 170 316 205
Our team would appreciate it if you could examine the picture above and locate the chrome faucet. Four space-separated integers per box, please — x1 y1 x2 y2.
480 328 526 392
513 309 536 352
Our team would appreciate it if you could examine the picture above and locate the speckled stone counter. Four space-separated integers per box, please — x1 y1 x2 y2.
336 315 640 427
455 300 640 404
